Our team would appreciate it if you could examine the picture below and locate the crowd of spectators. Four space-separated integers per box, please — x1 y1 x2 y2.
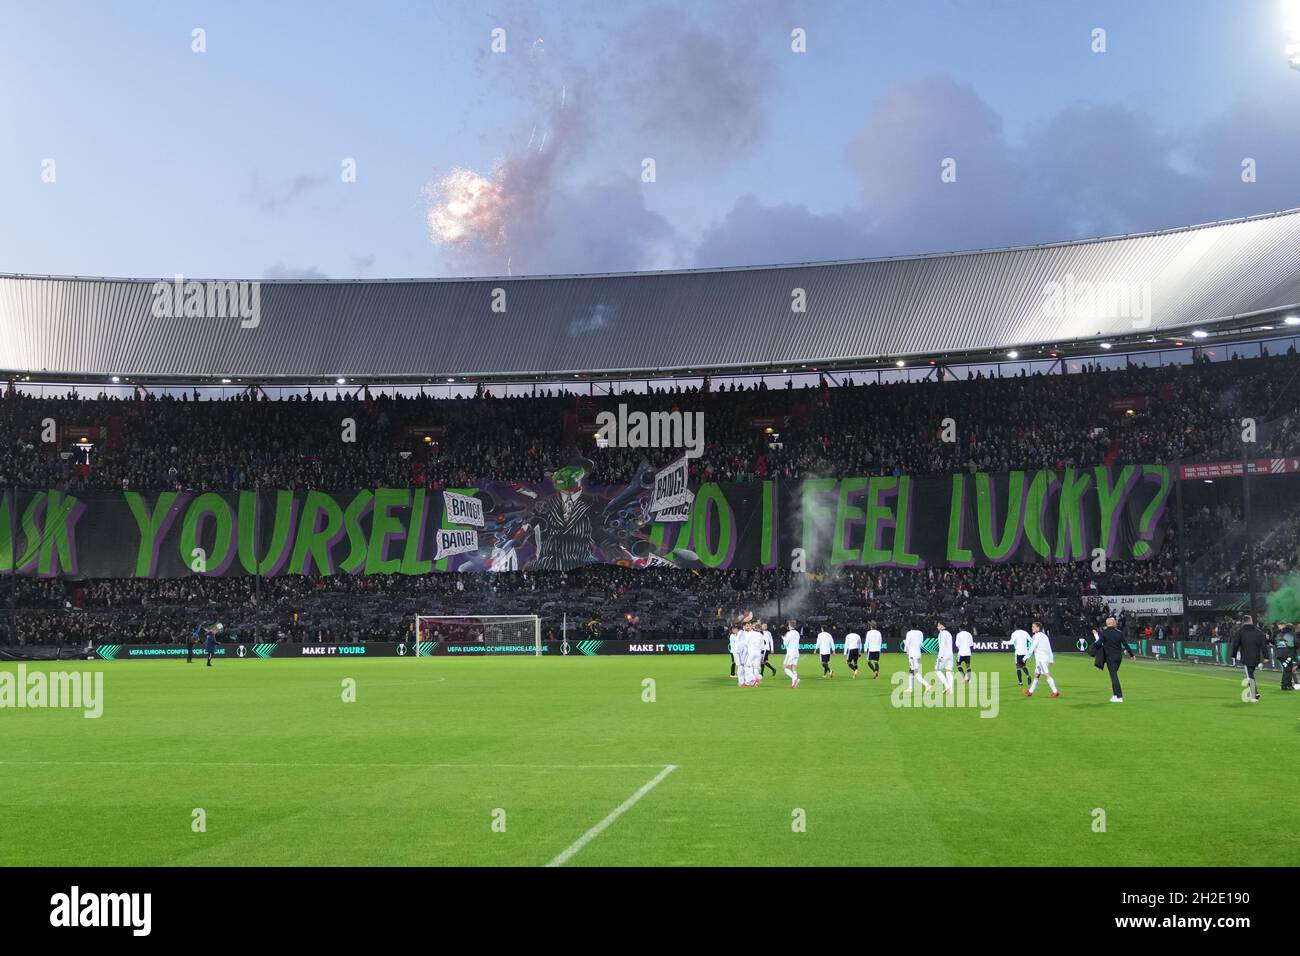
3 347 1300 646
5 347 1300 492
2 549 1181 647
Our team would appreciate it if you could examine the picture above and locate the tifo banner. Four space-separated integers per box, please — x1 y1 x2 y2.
1 464 1170 579
1095 593 1184 616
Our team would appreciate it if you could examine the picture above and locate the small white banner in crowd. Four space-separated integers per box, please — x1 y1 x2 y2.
1097 593 1184 616
434 528 479 560
443 490 484 527
649 457 692 519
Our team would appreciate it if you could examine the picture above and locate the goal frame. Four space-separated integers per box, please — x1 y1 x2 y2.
413 614 543 657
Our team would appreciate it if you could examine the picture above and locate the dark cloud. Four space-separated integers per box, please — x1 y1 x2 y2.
255 173 330 212
695 74 1300 269
693 195 872 268
262 264 329 280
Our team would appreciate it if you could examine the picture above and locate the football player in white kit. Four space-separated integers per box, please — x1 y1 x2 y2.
782 620 801 688
865 621 883 679
759 621 777 679
1024 621 1059 697
1008 625 1031 688
743 621 765 686
843 629 863 678
815 627 836 678
955 624 975 684
934 621 955 694
728 624 743 681
903 626 932 692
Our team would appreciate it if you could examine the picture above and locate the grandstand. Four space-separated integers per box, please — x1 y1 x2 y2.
5 210 1300 654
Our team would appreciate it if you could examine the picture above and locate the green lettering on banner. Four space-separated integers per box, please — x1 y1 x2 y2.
237 490 296 575
760 480 776 567
367 488 410 575
861 477 896 566
801 478 837 565
18 492 44 570
1054 468 1093 560
891 477 921 568
400 489 433 575
946 475 972 564
124 491 180 578
339 491 373 574
692 483 734 568
1131 464 1170 558
831 477 868 566
1023 470 1057 558
976 471 1025 562
179 492 234 573
649 514 693 560
289 491 345 575
0 491 9 571
1093 465 1136 557
33 490 79 576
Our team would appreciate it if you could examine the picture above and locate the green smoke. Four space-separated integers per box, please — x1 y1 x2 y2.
1264 576 1300 623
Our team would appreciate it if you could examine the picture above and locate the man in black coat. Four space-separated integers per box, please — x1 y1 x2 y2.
1091 616 1137 702
1228 615 1271 702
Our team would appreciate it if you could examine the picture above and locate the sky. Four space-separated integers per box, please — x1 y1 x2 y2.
1 0 1298 280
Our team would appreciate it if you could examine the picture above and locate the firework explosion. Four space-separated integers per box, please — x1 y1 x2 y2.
423 166 510 246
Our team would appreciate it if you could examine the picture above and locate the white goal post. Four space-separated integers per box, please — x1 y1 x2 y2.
413 615 543 656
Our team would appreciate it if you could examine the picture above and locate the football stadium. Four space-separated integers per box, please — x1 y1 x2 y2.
3 0 1300 931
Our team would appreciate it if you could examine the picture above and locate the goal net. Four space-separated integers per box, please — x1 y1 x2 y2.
414 615 543 656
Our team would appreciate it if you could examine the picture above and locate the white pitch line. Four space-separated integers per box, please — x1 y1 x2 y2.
1125 660 1260 684
546 764 677 868
0 760 670 770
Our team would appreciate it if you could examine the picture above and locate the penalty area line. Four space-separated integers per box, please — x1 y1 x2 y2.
546 763 678 868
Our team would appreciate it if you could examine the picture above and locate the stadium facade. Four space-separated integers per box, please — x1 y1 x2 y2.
4 208 1300 383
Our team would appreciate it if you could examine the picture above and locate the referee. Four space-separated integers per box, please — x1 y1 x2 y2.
1228 615 1270 702
1093 617 1137 703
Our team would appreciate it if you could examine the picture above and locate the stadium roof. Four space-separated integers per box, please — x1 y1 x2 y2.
5 208 1300 383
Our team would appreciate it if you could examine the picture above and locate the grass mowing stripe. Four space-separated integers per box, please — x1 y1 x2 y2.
0 761 667 770
546 764 678 867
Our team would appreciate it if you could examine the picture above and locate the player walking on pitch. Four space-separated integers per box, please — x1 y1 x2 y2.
865 621 883 679
738 622 756 686
760 621 777 678
728 624 742 680
782 620 801 688
746 623 767 686
1008 626 1031 687
903 626 932 692
955 625 974 684
935 622 955 694
815 627 836 677
844 629 863 678
1023 622 1059 697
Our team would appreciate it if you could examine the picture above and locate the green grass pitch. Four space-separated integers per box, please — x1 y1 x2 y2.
1 653 1295 866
